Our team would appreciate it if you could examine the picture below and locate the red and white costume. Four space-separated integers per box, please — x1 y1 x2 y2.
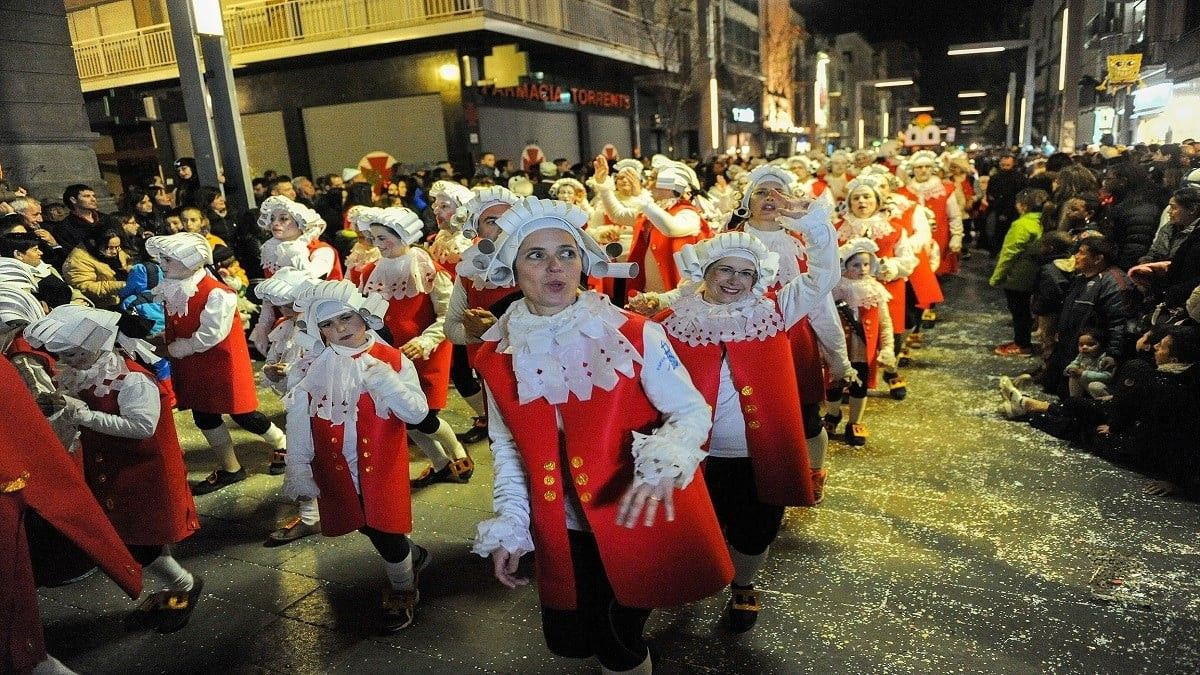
899 156 963 277
253 267 319 395
625 165 712 297
886 190 944 308
258 195 342 280
835 178 918 337
344 206 383 291
832 239 897 387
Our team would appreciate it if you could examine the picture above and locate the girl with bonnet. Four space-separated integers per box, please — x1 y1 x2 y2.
471 199 731 674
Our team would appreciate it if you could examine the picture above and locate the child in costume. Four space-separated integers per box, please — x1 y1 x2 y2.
283 280 432 632
258 195 343 280
826 238 896 446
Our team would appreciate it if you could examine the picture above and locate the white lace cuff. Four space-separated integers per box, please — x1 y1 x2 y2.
283 463 320 501
630 431 706 489
471 516 534 558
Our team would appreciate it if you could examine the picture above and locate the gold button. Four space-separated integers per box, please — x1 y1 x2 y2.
362 438 369 445
330 437 338 443
748 421 761 430
570 457 584 469
579 492 592 503
97 474 107 483
741 386 753 396
543 476 555 486
744 405 758 413
364 466 373 473
335 465 344 471
544 490 556 501
544 461 556 471
363 452 371 458
576 474 588 486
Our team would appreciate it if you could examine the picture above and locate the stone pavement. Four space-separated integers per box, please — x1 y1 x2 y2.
41 256 1200 673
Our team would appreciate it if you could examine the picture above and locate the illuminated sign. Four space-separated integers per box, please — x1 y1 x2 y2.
814 52 830 130
732 107 756 123
479 83 632 109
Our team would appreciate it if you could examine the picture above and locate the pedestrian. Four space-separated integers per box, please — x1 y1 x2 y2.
991 188 1048 356
358 207 472 485
984 153 1027 255
25 305 203 634
283 279 432 632
471 198 732 675
145 232 288 493
656 214 836 631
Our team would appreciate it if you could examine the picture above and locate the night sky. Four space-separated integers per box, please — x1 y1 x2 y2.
797 0 1036 136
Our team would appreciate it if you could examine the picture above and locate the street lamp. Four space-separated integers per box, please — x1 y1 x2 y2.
960 110 982 116
855 78 914 149
947 39 1035 149
957 91 987 99
909 105 934 112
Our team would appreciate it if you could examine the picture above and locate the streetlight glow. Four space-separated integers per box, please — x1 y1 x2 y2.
957 91 986 98
857 118 865 149
960 110 982 115
948 46 1006 56
909 106 934 112
874 79 914 88
881 110 889 137
191 0 224 36
709 77 719 150
1018 97 1027 146
1058 7 1069 91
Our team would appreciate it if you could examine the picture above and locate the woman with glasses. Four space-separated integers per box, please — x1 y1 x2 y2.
63 227 131 308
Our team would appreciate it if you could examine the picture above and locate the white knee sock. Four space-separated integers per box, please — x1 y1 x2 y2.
261 423 286 450
807 429 827 470
145 553 194 593
384 550 414 591
463 390 487 418
32 655 77 675
429 418 468 460
297 498 320 526
408 430 451 470
601 653 652 675
201 425 239 472
847 396 867 425
729 546 768 588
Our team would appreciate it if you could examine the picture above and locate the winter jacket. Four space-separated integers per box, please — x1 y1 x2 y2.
1054 267 1135 369
1162 226 1200 309
62 245 130 309
1107 196 1161 269
1141 217 1198 264
990 211 1043 291
1031 257 1075 317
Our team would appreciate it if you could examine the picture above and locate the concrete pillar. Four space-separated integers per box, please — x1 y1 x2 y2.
0 3 109 205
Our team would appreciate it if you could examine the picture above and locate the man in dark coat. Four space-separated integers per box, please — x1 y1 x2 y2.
1103 162 1162 269
984 154 1027 255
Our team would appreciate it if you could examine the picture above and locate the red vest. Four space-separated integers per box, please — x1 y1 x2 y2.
627 200 710 297
165 274 259 414
656 305 815 507
895 201 944 308
0 359 141 672
78 359 199 546
900 183 959 276
463 280 520 364
360 260 453 410
309 342 414 537
841 304 883 387
474 313 732 610
6 336 56 378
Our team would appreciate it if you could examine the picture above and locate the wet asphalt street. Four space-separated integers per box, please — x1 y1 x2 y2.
40 254 1200 673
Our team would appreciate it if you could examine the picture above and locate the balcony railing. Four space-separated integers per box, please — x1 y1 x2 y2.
71 0 671 88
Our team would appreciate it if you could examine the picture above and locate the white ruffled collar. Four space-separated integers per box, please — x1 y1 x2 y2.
907 178 947 200
261 234 316 275
832 276 891 310
838 213 894 243
483 290 640 405
153 268 206 317
345 246 380 272
56 351 129 397
428 230 472 267
363 249 436 299
662 289 783 347
289 338 375 425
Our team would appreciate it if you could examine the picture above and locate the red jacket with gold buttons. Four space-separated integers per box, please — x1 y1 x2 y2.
656 305 816 507
626 200 711 298
0 358 141 673
78 359 199 546
308 341 413 537
463 280 520 365
165 274 260 414
475 313 732 611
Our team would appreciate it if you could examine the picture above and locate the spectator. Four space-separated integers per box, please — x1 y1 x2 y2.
124 187 163 236
53 184 113 254
1030 231 1076 373
63 226 131 309
196 186 232 241
532 161 557 199
0 232 82 307
1103 162 1161 269
1063 329 1115 399
1048 237 1134 397
991 188 1048 356
984 154 1027 255
7 197 62 265
1061 194 1102 238
292 176 317 205
1140 186 1200 264
173 157 200 208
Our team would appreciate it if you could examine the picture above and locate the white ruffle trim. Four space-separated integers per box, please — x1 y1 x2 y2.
428 230 472 267
345 247 380 272
832 277 891 310
56 351 129 397
471 516 535 558
363 249 436 300
261 237 316 276
662 291 783 346
907 179 948 201
630 430 706 489
153 268 205 317
837 214 894 244
484 291 640 405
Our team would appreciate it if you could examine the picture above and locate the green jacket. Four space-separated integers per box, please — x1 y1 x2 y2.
990 211 1044 292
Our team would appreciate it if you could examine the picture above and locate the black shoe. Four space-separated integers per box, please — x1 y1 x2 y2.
455 418 489 445
264 517 322 547
267 449 286 475
411 462 467 487
191 468 246 495
124 594 164 632
381 545 431 634
726 585 760 634
823 413 842 434
845 423 868 447
155 575 204 634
